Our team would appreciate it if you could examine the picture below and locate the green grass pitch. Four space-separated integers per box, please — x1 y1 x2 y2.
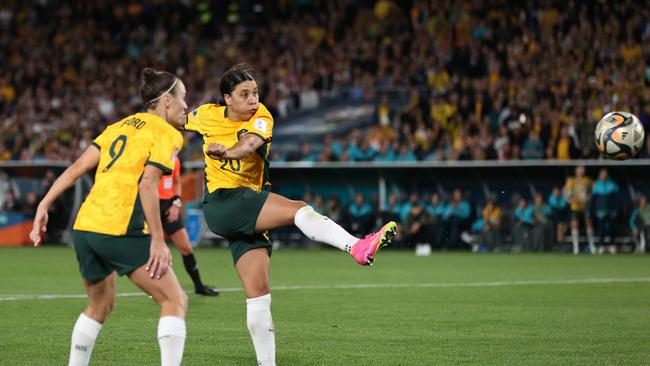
1 246 649 365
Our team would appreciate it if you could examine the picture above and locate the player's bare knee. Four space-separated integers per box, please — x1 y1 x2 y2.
158 291 187 316
84 310 106 324
290 200 309 216
169 289 188 314
86 301 113 322
250 284 270 298
174 293 188 316
180 246 192 256
174 242 191 255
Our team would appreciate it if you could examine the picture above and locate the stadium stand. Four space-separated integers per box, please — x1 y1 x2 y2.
1 0 650 252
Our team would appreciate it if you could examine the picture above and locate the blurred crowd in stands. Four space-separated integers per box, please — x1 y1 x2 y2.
0 170 49 217
1 1 650 162
0 168 69 242
278 166 648 254
2 0 650 250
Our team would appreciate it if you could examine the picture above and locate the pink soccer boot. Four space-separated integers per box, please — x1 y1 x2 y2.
350 221 397 265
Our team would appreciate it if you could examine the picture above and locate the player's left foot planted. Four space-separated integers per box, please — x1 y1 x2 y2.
195 286 219 296
350 221 397 266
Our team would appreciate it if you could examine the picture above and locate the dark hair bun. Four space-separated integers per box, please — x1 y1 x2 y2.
141 68 159 83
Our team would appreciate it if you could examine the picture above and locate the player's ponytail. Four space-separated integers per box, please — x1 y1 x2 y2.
219 63 256 97
140 68 178 109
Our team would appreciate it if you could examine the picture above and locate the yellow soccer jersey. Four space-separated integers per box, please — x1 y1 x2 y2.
185 103 273 192
74 113 183 236
564 176 593 212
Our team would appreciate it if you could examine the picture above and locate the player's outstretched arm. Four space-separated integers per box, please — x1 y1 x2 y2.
139 165 171 280
30 145 100 246
205 134 264 160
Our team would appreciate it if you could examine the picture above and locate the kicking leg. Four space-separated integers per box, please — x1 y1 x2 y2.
256 193 357 251
256 192 397 265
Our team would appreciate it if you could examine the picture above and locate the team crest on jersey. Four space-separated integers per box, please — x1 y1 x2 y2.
191 109 198 117
254 118 268 133
237 129 249 140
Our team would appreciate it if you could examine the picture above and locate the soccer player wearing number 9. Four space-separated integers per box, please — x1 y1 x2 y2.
30 68 188 366
184 64 397 366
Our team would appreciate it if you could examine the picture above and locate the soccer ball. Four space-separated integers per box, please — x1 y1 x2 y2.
594 111 645 160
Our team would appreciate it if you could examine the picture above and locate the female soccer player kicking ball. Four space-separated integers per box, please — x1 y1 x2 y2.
185 64 396 366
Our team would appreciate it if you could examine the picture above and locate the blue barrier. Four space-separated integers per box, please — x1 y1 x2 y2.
185 208 203 247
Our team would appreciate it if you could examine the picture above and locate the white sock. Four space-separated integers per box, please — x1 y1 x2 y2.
572 228 579 254
294 206 359 252
69 313 102 366
247 294 275 366
157 316 186 366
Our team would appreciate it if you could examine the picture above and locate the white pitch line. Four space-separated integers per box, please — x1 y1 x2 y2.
1 277 650 302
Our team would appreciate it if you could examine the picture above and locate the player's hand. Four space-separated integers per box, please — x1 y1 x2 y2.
145 238 172 280
205 143 227 159
29 207 49 246
166 205 180 222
